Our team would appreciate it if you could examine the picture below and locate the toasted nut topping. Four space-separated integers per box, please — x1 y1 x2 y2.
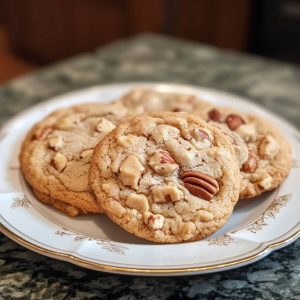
208 109 223 122
181 171 219 200
48 135 63 151
225 114 245 131
119 155 144 189
33 126 53 140
152 182 183 203
149 150 179 176
51 152 67 172
126 194 149 213
144 212 164 230
242 152 257 173
258 135 279 158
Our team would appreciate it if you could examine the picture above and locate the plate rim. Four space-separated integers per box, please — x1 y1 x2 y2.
1 81 300 276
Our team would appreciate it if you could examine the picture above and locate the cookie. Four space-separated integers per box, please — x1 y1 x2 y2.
20 103 128 216
33 189 84 217
90 112 240 243
195 105 292 198
116 88 207 115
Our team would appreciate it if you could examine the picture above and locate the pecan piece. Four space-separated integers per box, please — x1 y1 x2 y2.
242 152 257 173
225 114 245 131
180 171 219 200
208 109 222 122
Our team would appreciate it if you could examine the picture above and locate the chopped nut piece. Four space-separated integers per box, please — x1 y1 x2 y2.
51 152 68 172
208 109 223 122
236 124 256 142
258 135 279 158
126 194 149 213
117 135 138 147
95 118 116 134
80 149 93 159
152 182 183 203
119 155 144 189
149 150 179 176
225 114 245 131
48 135 63 151
144 212 164 230
242 152 257 173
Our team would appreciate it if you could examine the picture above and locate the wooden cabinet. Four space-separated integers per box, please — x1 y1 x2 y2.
4 0 251 63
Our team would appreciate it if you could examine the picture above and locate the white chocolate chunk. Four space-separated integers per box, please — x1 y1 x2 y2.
258 135 279 158
52 152 67 172
259 175 273 189
126 194 149 213
119 155 144 189
48 135 63 151
144 212 164 230
96 118 116 134
236 124 256 142
80 149 93 158
152 182 183 203
117 135 138 147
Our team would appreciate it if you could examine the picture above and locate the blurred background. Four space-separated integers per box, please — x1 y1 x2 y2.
0 0 300 84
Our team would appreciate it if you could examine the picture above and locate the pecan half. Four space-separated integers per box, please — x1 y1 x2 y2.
225 114 245 131
180 171 219 200
208 109 222 122
159 150 176 164
242 152 257 173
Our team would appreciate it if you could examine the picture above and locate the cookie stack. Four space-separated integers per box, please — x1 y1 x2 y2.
20 88 292 243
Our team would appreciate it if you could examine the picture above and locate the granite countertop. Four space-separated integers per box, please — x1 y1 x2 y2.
0 34 299 299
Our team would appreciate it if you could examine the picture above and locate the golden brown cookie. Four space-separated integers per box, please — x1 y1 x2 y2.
20 103 128 216
90 112 240 243
116 88 206 115
195 105 292 198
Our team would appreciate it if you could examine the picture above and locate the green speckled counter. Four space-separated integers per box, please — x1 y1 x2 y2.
0 35 299 299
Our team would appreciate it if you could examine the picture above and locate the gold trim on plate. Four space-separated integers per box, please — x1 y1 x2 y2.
0 223 299 275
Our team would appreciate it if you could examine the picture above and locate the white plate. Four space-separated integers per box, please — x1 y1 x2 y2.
0 83 299 276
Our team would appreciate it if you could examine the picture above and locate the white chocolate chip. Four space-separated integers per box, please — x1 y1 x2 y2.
102 182 120 198
259 175 273 190
95 118 116 134
48 135 63 151
52 152 67 172
107 200 126 218
126 194 149 213
144 212 164 230
236 124 256 142
149 151 179 176
258 135 279 158
197 210 214 222
119 155 144 189
152 182 183 203
111 152 123 173
117 135 138 147
80 149 93 159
